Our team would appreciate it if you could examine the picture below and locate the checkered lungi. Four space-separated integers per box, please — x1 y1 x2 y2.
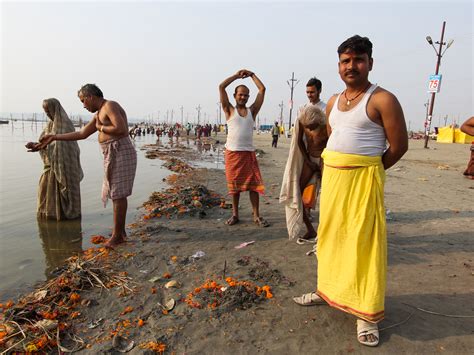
224 150 264 195
100 136 137 206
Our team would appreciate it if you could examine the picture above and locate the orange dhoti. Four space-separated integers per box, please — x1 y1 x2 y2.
225 150 265 195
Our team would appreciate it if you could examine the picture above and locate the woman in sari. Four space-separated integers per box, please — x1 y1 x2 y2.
26 98 83 220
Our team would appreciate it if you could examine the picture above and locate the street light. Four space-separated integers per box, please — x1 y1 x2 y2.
217 102 222 125
423 21 454 149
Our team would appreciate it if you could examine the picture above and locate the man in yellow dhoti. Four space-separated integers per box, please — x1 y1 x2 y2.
293 35 408 347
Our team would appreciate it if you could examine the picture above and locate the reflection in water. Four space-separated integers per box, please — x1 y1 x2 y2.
37 218 83 278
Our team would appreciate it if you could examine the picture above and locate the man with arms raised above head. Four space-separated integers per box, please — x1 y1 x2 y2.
293 35 408 347
39 84 137 248
219 69 269 227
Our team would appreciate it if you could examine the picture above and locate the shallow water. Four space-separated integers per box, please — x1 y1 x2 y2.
0 122 213 300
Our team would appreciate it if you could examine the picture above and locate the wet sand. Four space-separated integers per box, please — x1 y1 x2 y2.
1 134 473 353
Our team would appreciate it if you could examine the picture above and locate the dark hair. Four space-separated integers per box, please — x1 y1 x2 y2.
78 83 103 98
306 77 322 91
337 35 373 59
234 85 249 95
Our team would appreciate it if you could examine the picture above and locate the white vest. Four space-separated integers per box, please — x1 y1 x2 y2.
225 107 255 151
326 84 387 156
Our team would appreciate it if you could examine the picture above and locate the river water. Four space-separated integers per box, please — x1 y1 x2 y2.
0 121 222 301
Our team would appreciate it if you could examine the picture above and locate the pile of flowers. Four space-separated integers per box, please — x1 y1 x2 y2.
184 277 273 311
143 185 222 220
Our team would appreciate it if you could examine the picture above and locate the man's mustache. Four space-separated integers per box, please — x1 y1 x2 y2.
345 70 359 75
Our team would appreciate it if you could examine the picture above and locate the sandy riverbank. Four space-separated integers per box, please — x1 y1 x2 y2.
1 133 473 354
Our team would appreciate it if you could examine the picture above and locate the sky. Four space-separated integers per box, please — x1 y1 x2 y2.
1 0 472 130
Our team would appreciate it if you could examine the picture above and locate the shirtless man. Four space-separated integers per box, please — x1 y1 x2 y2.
297 105 328 240
38 84 137 248
297 77 328 240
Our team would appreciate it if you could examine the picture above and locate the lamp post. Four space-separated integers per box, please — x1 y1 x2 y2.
217 102 222 125
424 21 454 148
286 72 299 132
196 105 201 125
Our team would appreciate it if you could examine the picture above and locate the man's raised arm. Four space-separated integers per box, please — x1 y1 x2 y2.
247 70 266 118
219 71 242 120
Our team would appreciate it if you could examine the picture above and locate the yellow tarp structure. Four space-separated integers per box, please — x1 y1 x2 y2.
437 126 454 143
436 126 474 144
454 129 474 144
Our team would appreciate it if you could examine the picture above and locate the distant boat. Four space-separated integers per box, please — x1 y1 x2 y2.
0 120 9 124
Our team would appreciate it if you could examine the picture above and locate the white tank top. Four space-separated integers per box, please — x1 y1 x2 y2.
326 84 387 156
225 107 255 151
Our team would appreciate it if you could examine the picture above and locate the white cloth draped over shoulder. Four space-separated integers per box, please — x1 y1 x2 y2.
279 117 307 240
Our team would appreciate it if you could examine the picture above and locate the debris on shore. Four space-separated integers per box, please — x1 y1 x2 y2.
185 277 273 313
0 247 134 353
143 185 222 220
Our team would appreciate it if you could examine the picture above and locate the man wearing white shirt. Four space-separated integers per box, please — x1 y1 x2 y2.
298 77 327 115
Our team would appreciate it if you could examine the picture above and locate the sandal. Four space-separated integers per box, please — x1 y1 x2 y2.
225 215 239 226
306 244 317 256
357 319 379 347
254 217 270 227
293 292 326 306
296 235 317 245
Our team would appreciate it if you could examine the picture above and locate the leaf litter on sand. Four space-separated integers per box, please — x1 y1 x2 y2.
0 246 135 353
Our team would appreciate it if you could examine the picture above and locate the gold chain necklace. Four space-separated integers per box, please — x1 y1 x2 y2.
343 83 371 106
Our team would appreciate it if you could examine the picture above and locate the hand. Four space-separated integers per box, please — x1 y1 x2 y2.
236 69 254 79
25 142 40 152
37 134 55 149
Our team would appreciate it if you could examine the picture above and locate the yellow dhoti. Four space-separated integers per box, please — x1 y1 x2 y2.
316 150 386 323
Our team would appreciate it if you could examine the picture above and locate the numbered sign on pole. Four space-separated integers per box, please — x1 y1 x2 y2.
427 74 442 93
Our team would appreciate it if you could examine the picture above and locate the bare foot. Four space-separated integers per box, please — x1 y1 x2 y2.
225 215 239 226
104 235 126 249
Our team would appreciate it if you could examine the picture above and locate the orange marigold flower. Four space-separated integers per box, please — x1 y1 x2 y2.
137 319 145 327
1 300 14 309
70 311 81 319
70 293 81 302
41 311 58 320
171 256 178 262
163 272 172 279
90 235 107 244
120 306 134 315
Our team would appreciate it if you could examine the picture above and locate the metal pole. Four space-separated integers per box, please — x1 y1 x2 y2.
196 105 201 125
279 101 284 127
424 21 446 148
180 106 184 125
217 102 222 125
287 72 298 131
